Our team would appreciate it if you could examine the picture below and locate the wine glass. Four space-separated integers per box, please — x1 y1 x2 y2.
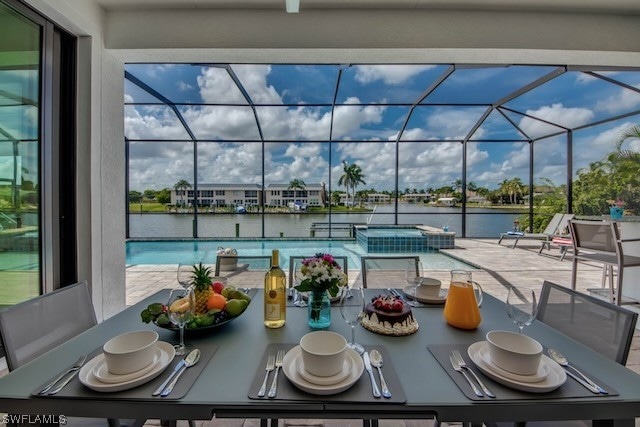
506 286 538 334
167 288 195 355
404 259 425 307
292 261 307 307
177 262 193 289
340 286 365 355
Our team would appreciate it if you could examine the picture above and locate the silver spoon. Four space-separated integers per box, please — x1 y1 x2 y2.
160 348 201 396
368 349 392 398
548 349 608 394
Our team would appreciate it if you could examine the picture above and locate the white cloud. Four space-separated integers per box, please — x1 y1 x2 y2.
177 81 194 91
354 65 435 85
595 84 640 114
124 105 190 140
518 103 594 138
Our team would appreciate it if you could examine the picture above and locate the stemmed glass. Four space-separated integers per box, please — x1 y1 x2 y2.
292 261 307 307
506 286 538 334
404 259 425 307
340 286 365 355
177 262 193 289
167 287 195 355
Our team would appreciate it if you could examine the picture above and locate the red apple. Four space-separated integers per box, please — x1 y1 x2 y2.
211 281 225 294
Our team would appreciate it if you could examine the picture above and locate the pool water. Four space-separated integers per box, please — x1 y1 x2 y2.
126 239 475 271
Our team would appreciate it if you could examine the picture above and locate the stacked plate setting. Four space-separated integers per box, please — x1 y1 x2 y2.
79 331 175 392
282 345 364 395
467 331 566 393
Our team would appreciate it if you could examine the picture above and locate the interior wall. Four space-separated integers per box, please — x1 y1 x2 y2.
104 8 640 55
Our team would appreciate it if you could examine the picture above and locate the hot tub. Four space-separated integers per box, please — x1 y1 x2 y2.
355 226 455 253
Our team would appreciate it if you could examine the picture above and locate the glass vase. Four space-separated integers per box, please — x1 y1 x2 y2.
308 291 331 329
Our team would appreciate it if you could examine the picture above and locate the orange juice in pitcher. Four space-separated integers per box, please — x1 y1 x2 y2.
443 270 483 330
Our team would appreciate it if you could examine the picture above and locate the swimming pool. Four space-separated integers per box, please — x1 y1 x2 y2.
126 239 475 271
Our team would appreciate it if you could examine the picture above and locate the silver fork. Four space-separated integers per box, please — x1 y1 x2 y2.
268 350 285 398
38 355 87 395
450 355 484 397
257 355 275 397
452 350 495 398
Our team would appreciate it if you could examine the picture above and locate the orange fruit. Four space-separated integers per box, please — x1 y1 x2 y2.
206 293 227 311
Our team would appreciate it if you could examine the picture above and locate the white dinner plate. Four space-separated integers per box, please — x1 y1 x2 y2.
79 341 175 392
92 349 161 384
476 342 550 383
468 341 566 393
403 285 448 304
296 351 353 386
282 345 364 395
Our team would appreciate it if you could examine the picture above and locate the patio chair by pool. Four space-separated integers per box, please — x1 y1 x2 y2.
537 214 575 260
498 213 569 248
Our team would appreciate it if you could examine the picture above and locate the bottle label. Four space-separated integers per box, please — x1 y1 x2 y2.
265 303 281 320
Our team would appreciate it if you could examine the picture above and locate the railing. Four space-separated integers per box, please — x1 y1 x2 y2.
0 212 17 230
309 222 366 238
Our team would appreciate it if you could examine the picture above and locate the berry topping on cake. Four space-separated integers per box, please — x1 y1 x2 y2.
371 295 404 312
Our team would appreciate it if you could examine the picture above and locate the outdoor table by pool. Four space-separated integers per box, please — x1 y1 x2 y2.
0 289 639 426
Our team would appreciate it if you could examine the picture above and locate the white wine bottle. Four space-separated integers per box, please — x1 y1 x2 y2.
264 249 286 328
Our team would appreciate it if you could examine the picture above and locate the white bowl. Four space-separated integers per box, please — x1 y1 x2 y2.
486 330 542 376
299 331 347 377
103 330 159 375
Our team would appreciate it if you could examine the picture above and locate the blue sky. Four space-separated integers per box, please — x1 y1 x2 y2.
124 64 640 192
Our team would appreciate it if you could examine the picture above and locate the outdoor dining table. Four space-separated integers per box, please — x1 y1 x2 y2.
0 288 639 426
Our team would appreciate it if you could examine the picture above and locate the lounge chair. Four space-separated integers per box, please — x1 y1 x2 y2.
498 213 571 248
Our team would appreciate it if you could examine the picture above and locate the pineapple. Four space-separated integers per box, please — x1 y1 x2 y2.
191 263 213 314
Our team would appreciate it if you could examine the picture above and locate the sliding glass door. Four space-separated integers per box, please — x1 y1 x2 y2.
0 1 41 307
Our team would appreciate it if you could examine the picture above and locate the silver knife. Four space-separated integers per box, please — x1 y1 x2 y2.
152 359 186 396
363 352 381 398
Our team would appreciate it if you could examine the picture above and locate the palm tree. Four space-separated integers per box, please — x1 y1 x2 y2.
616 124 640 150
173 179 191 207
338 161 366 209
288 179 306 197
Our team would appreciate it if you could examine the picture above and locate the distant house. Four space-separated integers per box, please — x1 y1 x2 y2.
401 193 427 203
437 197 457 206
366 193 391 204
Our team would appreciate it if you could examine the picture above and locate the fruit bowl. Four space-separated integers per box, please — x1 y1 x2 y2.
141 285 252 334
152 315 238 334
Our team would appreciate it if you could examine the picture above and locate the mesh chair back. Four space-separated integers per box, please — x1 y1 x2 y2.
288 255 348 288
0 281 97 371
215 255 272 288
360 256 420 289
569 220 616 253
541 213 566 235
537 281 638 364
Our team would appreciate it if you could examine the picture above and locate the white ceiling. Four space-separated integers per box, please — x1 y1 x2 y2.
93 0 640 13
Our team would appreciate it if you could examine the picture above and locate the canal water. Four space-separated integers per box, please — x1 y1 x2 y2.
128 204 521 239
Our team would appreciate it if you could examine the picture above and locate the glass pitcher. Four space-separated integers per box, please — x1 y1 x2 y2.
443 270 483 330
